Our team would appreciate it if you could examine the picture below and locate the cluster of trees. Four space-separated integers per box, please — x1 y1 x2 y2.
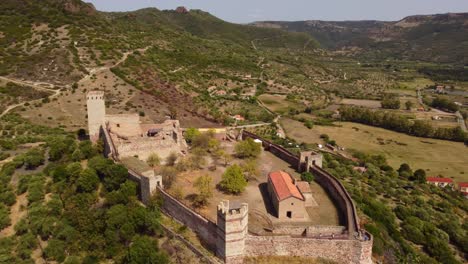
418 67 468 82
339 106 467 142
321 151 467 263
381 93 401 109
0 125 169 263
429 96 459 113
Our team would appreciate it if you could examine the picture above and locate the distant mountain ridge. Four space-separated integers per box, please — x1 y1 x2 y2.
252 12 468 64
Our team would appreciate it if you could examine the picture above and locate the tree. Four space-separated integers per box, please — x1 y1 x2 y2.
219 165 247 194
165 152 178 166
381 94 401 109
234 138 261 159
221 151 233 166
146 153 160 168
23 148 45 169
77 168 100 193
241 160 260 181
413 169 427 183
193 175 213 207
304 120 314 129
301 172 315 183
44 239 66 262
190 148 207 169
160 167 177 189
103 164 129 191
126 236 168 264
405 101 414 110
398 163 413 178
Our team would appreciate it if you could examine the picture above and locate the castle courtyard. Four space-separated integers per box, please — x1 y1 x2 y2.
170 139 342 233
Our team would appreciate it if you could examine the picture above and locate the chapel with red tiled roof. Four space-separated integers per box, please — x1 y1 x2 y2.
267 171 314 219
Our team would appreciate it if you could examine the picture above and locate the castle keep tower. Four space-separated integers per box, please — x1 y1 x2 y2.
86 91 106 143
216 200 248 263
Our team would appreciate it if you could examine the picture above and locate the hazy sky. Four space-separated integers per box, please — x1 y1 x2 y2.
86 0 468 23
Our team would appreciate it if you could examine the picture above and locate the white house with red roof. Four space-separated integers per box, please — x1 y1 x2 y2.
426 177 454 188
458 182 468 198
267 171 314 220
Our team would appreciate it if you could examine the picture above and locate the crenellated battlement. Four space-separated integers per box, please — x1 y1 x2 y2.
86 91 104 100
217 200 248 219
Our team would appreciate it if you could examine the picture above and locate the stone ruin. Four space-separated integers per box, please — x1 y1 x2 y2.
86 91 188 163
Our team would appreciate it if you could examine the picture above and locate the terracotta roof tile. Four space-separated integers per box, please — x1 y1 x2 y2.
296 181 312 193
268 171 304 201
427 177 453 183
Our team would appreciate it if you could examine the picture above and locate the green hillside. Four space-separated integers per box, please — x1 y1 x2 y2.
253 13 468 64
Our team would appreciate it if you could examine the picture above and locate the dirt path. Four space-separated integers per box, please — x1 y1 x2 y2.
0 193 28 238
0 45 152 118
256 99 286 138
0 76 62 118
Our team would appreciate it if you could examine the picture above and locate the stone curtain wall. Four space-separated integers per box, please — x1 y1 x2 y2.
311 166 360 237
242 131 300 165
244 235 373 264
101 125 117 160
157 187 219 251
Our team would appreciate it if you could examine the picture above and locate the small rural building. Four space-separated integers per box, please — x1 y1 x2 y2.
353 167 368 173
435 85 445 93
426 177 454 188
233 115 245 121
458 183 468 198
267 171 311 219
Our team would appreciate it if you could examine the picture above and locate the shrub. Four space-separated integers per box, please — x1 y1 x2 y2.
193 175 213 207
300 172 315 183
165 152 178 166
146 153 160 167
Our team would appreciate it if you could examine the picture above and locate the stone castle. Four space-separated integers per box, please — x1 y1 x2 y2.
87 91 373 264
86 91 187 163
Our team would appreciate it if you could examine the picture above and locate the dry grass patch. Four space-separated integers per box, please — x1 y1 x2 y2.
339 98 381 109
258 94 304 114
281 118 468 181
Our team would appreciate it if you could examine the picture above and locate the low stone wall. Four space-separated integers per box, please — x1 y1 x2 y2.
271 225 347 237
245 234 373 264
157 187 218 252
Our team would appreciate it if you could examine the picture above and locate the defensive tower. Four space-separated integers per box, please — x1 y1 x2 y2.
86 91 106 143
216 200 248 263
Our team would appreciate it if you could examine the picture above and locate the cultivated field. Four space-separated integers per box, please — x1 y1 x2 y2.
281 118 468 181
258 94 304 114
339 98 381 109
